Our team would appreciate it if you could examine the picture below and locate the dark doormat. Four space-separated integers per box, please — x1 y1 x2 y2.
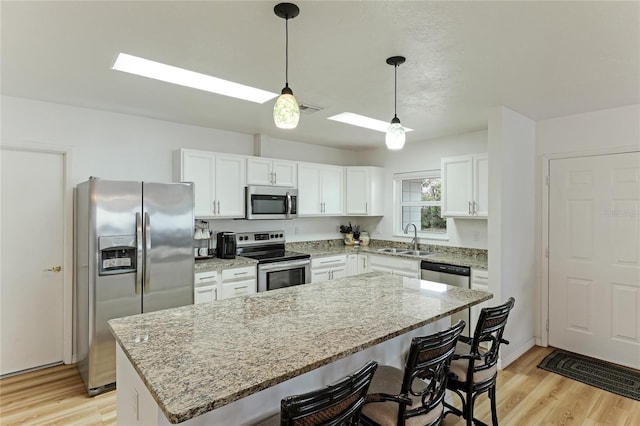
537 349 640 401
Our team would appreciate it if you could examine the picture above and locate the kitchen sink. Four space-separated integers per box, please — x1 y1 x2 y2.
402 250 433 257
376 248 406 254
376 248 433 257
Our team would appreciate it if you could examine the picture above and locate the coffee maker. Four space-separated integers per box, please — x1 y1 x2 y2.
216 232 237 259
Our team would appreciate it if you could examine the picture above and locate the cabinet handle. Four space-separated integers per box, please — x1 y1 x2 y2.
468 201 472 215
270 172 275 185
234 285 248 291
365 202 368 214
234 272 248 276
213 200 217 214
274 172 277 185
217 200 221 215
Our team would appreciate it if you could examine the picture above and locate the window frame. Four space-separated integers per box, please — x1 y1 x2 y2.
393 170 449 241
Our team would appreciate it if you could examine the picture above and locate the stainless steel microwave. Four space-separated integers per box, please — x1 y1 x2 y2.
245 186 297 220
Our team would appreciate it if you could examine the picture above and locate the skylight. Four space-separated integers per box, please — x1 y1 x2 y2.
327 112 413 133
111 53 278 104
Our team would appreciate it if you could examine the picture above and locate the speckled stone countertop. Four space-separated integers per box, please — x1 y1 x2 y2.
108 272 492 424
194 255 257 272
288 240 488 270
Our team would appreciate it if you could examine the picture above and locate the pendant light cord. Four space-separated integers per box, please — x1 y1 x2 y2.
285 17 289 87
394 63 397 117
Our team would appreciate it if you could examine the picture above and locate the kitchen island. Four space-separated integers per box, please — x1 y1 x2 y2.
108 271 492 425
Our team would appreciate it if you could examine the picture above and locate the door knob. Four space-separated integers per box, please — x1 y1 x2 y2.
45 265 62 272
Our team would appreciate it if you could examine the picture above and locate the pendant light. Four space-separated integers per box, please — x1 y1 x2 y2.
273 3 300 129
385 56 406 150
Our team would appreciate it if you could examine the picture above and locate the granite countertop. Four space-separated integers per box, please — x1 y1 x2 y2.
108 272 492 424
289 244 488 270
194 255 257 272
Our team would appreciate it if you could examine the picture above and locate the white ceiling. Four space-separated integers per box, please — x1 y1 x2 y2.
2 1 638 150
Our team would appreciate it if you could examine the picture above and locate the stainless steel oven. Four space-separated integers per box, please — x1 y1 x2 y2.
258 258 310 292
236 230 310 292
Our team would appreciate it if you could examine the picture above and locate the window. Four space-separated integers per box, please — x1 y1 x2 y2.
395 171 447 237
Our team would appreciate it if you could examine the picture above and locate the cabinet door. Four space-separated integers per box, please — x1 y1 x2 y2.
297 163 322 215
347 254 358 276
331 266 348 281
473 154 489 217
311 269 331 283
272 160 297 187
345 168 369 215
442 156 473 217
182 150 216 217
358 255 368 274
321 165 344 215
246 158 273 186
194 285 217 304
215 155 246 218
220 278 256 300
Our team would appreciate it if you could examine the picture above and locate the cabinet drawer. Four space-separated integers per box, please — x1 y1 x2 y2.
471 269 488 286
220 279 256 299
195 271 218 286
221 266 256 281
311 255 346 269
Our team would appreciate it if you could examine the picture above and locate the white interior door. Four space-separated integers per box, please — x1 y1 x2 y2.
1 148 65 375
549 152 640 368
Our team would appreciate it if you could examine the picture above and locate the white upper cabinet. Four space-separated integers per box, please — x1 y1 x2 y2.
175 149 246 219
297 162 344 216
247 157 297 187
441 153 488 218
345 167 384 216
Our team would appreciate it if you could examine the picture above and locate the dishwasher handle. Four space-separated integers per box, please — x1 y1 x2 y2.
420 261 470 276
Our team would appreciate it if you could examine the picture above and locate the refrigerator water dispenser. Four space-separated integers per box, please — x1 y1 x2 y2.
98 235 136 275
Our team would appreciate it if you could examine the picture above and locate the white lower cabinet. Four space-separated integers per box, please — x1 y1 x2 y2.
470 268 490 333
194 271 218 304
347 254 368 276
194 285 217 304
219 266 257 300
367 254 420 279
311 255 347 283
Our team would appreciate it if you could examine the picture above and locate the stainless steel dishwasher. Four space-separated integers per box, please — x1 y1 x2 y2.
420 261 472 336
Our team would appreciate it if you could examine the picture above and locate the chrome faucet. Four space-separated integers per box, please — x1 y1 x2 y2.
403 223 418 252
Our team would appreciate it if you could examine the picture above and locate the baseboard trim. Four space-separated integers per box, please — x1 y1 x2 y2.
498 337 535 369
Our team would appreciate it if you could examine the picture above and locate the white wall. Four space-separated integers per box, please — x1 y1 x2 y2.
358 130 489 249
488 106 536 368
253 134 360 166
1 96 362 242
533 104 640 340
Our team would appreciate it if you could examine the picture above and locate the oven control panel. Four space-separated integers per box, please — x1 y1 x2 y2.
236 230 285 246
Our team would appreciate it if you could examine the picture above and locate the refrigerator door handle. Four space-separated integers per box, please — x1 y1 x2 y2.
144 211 151 293
135 212 143 295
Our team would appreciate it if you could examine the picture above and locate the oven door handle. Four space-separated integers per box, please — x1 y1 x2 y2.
259 259 310 271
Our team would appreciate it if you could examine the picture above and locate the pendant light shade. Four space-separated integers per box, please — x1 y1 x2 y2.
386 116 406 150
274 3 300 129
385 56 406 150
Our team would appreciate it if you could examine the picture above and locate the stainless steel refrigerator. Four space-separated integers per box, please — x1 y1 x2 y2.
75 178 194 395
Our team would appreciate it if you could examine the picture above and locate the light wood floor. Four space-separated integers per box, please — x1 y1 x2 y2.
1 346 639 425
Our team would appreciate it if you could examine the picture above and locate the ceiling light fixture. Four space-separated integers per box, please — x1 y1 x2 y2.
273 3 300 129
327 112 414 133
111 53 277 103
385 56 407 150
